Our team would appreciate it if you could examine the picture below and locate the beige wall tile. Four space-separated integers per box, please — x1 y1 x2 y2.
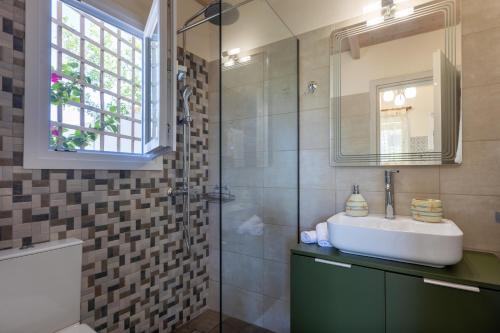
300 188 335 230
299 107 330 150
299 25 332 71
462 0 500 35
263 224 297 263
440 141 500 196
263 260 290 301
462 27 500 88
441 194 500 253
300 149 335 189
462 83 500 141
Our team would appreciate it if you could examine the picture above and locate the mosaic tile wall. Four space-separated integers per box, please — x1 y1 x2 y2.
0 1 211 332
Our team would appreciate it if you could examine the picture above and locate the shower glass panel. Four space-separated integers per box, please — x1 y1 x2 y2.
218 1 299 332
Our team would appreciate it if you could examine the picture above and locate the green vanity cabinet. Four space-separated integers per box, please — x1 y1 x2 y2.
291 244 500 333
386 272 500 333
291 254 385 333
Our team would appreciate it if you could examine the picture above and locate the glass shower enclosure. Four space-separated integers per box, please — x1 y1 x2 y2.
210 1 299 332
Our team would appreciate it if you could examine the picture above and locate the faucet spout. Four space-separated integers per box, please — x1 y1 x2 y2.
384 169 399 219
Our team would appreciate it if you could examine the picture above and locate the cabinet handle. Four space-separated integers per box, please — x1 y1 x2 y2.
423 278 480 293
315 258 351 269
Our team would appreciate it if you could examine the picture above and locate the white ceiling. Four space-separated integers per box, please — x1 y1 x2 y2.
266 0 376 35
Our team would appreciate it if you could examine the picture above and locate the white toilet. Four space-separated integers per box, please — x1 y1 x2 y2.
0 238 97 333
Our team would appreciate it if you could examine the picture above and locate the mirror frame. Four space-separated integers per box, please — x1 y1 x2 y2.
329 0 461 166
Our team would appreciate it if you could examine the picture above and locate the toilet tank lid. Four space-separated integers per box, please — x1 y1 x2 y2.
56 324 97 333
0 238 83 262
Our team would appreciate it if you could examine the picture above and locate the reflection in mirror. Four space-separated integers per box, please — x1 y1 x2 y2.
330 0 461 166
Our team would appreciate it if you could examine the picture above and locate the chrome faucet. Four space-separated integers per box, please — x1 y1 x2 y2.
384 170 399 219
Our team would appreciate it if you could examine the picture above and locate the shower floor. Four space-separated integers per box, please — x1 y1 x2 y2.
173 310 274 333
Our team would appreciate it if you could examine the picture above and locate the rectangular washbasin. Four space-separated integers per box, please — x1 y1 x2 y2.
327 212 463 267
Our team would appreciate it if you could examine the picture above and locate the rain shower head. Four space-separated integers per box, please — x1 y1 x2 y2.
204 2 240 26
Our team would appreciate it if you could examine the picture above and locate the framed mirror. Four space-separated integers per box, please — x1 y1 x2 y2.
330 0 461 166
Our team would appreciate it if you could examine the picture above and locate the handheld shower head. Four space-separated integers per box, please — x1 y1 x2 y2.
182 86 193 122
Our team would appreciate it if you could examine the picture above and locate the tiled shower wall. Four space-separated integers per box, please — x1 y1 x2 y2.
0 1 211 332
298 0 500 257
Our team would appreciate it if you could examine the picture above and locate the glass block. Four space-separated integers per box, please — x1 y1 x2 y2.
84 109 100 128
61 2 80 32
120 81 132 99
121 31 133 44
134 38 142 51
83 133 101 151
84 18 100 43
121 62 132 81
51 22 58 45
61 53 80 79
120 118 132 136
62 104 81 126
120 100 132 116
51 48 58 72
103 135 118 152
84 63 100 87
103 94 117 112
134 85 142 103
50 104 58 122
135 50 142 68
134 140 142 154
104 30 118 53
84 87 101 108
104 52 118 73
120 138 132 153
134 121 142 139
120 42 133 62
62 28 80 54
103 73 117 94
85 41 101 66
134 104 142 120
51 0 58 19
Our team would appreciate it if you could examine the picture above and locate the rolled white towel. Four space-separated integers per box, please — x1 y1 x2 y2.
316 222 333 248
300 230 317 244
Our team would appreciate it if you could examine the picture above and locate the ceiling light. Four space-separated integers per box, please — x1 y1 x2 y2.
227 48 241 56
394 93 406 107
395 7 414 18
363 2 382 14
367 16 385 27
239 55 251 63
383 90 395 102
404 87 417 99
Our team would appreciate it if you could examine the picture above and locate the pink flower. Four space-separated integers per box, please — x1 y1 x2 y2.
51 127 59 137
51 73 61 83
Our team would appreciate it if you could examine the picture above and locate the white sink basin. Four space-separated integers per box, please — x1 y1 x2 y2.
327 212 463 268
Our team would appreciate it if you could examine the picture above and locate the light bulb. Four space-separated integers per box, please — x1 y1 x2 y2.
239 55 251 63
227 48 241 56
394 93 406 106
404 87 417 99
383 90 395 102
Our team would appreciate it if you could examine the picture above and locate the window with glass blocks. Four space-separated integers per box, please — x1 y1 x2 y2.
50 0 143 154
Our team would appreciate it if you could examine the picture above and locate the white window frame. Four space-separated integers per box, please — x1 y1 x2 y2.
24 0 177 170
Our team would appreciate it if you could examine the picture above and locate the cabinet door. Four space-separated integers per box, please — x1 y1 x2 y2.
386 272 500 333
291 254 385 333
